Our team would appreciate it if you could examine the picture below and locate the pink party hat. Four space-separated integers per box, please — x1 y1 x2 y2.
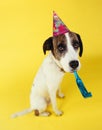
53 11 70 36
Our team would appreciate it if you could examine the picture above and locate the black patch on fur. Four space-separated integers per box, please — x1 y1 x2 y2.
76 34 83 57
43 37 53 55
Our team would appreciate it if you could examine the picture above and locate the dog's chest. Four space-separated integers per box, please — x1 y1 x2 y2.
34 53 64 87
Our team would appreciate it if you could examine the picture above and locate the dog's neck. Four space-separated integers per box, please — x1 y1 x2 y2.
50 52 65 73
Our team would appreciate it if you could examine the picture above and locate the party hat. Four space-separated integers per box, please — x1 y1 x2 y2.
53 11 70 36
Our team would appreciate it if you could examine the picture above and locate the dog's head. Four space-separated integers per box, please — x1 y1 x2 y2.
43 32 83 73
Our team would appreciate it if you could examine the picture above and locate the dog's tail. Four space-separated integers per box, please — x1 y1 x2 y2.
11 108 32 118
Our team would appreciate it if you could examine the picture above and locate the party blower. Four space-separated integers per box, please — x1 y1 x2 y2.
73 71 92 98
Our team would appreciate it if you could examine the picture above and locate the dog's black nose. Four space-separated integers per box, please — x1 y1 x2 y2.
69 60 79 69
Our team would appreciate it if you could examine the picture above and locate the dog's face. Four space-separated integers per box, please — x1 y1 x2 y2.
43 32 83 73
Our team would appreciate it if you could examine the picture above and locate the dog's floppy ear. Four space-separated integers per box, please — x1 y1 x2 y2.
76 34 83 57
43 37 53 55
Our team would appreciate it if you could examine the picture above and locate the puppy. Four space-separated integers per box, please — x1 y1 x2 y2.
11 31 83 118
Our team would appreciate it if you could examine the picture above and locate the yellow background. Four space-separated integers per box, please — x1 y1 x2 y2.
0 0 102 129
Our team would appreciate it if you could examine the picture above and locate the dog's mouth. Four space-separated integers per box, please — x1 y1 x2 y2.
70 68 79 73
62 68 78 73
60 66 79 73
70 69 75 73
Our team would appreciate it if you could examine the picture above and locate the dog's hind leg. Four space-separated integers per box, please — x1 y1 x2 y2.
34 109 51 116
31 97 51 116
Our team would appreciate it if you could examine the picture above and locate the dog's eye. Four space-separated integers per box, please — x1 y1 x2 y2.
72 41 79 49
58 44 66 53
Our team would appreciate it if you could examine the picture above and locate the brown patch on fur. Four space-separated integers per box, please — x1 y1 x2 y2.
52 34 67 60
68 31 83 57
34 109 39 116
69 31 79 43
60 68 65 73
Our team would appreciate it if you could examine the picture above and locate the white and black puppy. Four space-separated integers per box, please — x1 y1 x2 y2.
11 31 83 118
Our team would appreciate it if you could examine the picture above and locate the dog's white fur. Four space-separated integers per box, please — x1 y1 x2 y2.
11 33 81 118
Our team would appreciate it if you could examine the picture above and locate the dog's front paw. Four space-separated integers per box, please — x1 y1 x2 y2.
55 110 63 116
